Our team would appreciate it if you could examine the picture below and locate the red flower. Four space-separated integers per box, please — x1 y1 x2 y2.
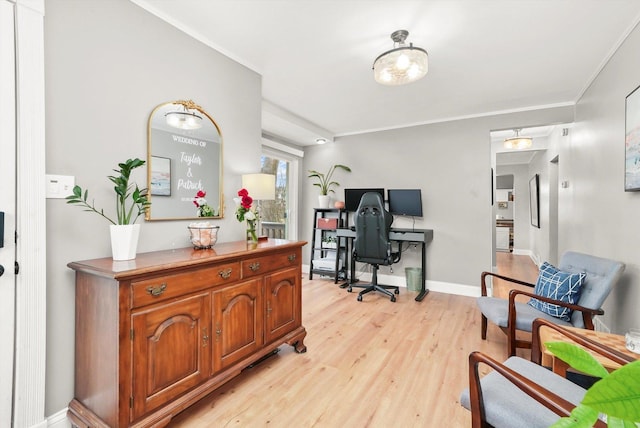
196 190 206 198
238 188 249 197
241 195 253 209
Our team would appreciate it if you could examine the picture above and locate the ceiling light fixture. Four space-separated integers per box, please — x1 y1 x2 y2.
315 138 327 145
504 128 533 149
165 100 203 130
373 30 428 86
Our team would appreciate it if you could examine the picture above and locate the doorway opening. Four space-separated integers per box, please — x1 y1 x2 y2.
490 124 567 268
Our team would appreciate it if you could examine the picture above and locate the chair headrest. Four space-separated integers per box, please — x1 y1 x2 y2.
357 192 384 210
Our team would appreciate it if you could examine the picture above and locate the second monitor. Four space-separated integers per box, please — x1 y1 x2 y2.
387 188 423 217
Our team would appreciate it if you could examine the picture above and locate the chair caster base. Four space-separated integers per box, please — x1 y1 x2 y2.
357 295 363 302
394 288 400 294
390 295 396 302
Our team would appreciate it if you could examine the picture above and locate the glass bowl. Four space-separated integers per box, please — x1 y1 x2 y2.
188 224 220 249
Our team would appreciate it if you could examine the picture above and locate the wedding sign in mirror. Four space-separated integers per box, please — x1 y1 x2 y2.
146 100 223 220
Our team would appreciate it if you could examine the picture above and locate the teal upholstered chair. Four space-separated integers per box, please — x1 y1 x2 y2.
460 318 634 428
477 251 625 356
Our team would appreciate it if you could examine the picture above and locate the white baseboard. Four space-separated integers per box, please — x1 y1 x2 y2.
46 407 70 427
302 265 480 298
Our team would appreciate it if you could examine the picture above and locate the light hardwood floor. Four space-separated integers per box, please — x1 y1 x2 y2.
169 253 538 427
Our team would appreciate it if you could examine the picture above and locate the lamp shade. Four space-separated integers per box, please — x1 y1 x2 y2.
373 30 428 86
242 173 276 200
165 111 203 130
503 129 533 149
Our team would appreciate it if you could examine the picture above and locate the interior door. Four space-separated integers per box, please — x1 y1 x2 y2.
0 1 16 424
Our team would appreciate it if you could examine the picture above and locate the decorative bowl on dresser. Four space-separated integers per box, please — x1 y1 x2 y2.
67 239 307 428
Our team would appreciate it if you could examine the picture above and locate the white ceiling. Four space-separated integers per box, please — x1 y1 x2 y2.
132 0 640 146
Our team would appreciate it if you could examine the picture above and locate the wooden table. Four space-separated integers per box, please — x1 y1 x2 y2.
539 326 639 376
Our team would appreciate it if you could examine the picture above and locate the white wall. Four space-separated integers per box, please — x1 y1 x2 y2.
44 0 262 416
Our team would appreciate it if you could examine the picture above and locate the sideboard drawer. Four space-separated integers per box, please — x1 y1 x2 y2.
132 262 240 307
242 250 300 278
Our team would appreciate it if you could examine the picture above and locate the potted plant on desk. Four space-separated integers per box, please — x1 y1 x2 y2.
308 164 351 208
66 158 150 261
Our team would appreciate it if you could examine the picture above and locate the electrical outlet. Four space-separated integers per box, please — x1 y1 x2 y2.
46 175 75 199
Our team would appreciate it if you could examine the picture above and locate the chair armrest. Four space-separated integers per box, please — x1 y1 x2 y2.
508 289 604 329
530 318 636 367
467 351 606 428
480 271 535 296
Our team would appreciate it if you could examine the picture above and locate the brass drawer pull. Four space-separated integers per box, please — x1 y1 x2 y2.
249 262 261 272
146 283 167 297
287 254 296 262
218 268 232 279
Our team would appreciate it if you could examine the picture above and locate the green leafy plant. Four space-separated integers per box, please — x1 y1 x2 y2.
66 158 151 225
547 341 640 427
308 164 351 195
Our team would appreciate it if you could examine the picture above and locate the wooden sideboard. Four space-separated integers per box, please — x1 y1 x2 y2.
67 239 307 428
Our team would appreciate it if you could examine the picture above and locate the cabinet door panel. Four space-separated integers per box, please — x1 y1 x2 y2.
213 279 263 372
265 267 300 344
131 293 210 421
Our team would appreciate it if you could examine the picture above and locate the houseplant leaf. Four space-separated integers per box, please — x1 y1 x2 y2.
550 404 599 428
582 360 640 421
546 341 610 379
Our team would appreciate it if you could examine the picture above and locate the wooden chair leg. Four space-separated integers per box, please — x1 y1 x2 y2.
508 325 516 356
481 314 487 340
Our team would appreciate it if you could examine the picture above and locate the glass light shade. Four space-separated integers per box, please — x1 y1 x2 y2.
242 173 276 200
503 137 533 149
373 45 428 86
165 111 203 130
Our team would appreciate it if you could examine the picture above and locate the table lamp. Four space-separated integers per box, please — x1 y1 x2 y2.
242 173 276 238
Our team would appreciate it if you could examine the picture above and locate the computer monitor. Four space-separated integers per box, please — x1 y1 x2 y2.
344 188 385 212
387 189 423 217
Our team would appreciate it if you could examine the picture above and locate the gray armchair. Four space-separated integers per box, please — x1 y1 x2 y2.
347 192 400 302
460 318 634 428
477 251 625 356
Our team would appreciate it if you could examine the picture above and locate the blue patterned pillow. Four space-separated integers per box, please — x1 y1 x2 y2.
528 262 587 321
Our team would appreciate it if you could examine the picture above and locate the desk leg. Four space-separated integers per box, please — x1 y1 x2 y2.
339 236 355 288
415 241 429 302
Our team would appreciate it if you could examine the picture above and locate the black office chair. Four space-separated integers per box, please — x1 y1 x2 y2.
347 192 401 302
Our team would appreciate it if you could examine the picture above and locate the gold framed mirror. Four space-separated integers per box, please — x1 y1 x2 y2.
146 100 224 220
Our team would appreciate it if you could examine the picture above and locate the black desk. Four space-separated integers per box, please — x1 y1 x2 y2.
335 228 434 301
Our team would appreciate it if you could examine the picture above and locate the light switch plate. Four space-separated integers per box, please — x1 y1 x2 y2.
46 174 75 199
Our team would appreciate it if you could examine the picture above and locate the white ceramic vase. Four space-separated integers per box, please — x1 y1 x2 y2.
318 195 331 209
110 224 140 261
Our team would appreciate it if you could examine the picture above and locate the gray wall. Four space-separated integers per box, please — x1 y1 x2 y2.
302 106 574 286
44 0 261 415
527 127 565 266
557 20 640 334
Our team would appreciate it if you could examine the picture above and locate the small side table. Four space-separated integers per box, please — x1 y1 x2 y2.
539 326 639 376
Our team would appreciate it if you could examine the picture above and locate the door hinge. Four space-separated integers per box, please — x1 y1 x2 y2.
14 261 19 275
130 329 134 340
129 396 133 408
